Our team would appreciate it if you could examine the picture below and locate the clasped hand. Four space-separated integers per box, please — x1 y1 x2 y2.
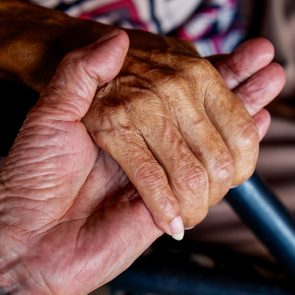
0 29 284 294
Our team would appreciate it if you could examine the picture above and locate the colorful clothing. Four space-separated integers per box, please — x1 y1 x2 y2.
30 0 245 56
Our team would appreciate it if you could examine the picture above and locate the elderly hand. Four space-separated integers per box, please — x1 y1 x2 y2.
0 0 285 238
82 33 259 236
91 31 284 237
0 30 284 294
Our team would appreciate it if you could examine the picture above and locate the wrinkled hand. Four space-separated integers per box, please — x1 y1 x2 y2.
0 31 132 295
0 0 284 238
82 32 260 236
0 30 285 294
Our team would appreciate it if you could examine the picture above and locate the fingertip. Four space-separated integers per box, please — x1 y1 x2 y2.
253 109 271 140
87 29 130 84
235 37 275 63
233 61 286 117
40 29 130 121
169 216 185 241
116 29 130 47
270 62 286 92
254 62 286 103
102 29 130 56
152 205 184 240
214 38 276 89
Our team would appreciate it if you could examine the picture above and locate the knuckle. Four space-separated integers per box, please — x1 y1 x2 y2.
155 195 177 217
61 49 91 78
233 122 259 185
64 48 83 63
236 160 256 184
134 162 166 191
176 164 208 192
61 51 80 68
156 71 187 94
197 57 213 69
176 163 209 227
161 123 179 143
210 154 234 184
134 160 179 220
191 58 215 76
237 120 259 149
188 116 207 131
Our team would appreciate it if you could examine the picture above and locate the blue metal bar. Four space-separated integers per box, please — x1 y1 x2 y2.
110 237 294 294
226 173 295 276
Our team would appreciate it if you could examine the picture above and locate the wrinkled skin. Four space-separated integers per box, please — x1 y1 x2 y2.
0 0 270 234
0 1 286 294
83 44 258 232
0 34 285 295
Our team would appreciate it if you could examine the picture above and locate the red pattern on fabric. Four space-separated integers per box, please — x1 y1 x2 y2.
79 0 148 31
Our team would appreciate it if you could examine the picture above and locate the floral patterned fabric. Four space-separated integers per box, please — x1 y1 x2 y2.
30 0 245 55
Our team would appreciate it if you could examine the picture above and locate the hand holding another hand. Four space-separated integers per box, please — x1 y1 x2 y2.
0 0 285 239
83 30 282 236
0 29 284 294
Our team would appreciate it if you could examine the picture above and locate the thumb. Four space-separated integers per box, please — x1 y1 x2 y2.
37 29 129 121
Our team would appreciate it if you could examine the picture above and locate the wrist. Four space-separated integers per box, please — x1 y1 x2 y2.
0 176 28 294
0 236 25 295
0 235 52 295
0 259 42 295
0 265 23 295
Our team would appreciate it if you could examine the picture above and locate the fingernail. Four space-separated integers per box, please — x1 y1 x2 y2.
185 226 195 230
169 216 184 241
96 29 120 44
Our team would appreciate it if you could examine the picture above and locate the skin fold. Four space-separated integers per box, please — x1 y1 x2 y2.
0 0 260 233
0 1 285 294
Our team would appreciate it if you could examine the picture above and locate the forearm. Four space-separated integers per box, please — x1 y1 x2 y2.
0 0 196 95
0 190 20 295
0 0 111 93
0 185 34 295
0 252 22 295
0 241 51 295
0 269 49 295
0 270 43 295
